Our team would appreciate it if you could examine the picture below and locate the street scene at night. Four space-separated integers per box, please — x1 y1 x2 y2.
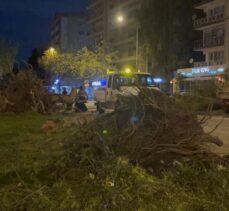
0 0 229 210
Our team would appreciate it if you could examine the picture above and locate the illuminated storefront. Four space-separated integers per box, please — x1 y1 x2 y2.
173 65 227 94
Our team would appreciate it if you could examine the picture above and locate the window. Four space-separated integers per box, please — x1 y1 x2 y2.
209 52 214 61
111 74 155 88
112 75 120 90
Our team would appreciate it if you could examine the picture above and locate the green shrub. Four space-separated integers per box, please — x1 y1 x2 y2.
175 94 216 111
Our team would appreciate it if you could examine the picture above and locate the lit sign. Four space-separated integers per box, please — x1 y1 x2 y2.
54 79 60 85
92 80 107 87
217 68 225 73
92 81 102 86
181 72 193 77
180 67 225 77
154 78 163 83
192 67 209 74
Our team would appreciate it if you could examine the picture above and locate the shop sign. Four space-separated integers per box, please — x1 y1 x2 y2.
180 67 225 77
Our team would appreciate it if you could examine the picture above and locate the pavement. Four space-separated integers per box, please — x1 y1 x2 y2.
203 116 229 155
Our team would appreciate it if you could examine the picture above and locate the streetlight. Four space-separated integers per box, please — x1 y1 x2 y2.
48 47 56 56
49 47 55 53
117 15 124 23
115 14 139 69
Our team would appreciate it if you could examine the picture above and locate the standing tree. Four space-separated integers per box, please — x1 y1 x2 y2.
39 43 113 80
0 38 17 78
28 48 44 69
140 0 200 78
28 47 49 80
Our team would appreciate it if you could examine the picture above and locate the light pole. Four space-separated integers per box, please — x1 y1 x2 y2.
116 15 139 69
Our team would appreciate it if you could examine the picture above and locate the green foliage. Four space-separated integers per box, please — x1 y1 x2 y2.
175 94 213 111
175 80 221 111
40 43 112 80
0 38 17 78
140 0 199 76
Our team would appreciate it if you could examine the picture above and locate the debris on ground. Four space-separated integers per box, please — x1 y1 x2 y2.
68 88 228 170
0 70 52 113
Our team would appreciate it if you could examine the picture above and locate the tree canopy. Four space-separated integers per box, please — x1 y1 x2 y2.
40 44 112 80
140 0 200 77
0 38 17 78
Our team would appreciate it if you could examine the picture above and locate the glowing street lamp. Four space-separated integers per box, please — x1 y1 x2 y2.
117 15 124 23
49 47 55 53
47 47 57 57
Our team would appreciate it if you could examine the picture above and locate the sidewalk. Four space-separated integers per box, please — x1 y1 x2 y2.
202 116 229 155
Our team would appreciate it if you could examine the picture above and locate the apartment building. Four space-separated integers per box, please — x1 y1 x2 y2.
51 13 89 52
194 0 229 67
87 0 107 43
87 0 145 70
175 0 229 93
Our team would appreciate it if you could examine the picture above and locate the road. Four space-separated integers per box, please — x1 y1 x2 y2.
203 116 229 155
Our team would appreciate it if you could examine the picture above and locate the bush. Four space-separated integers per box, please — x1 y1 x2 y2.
0 70 52 113
175 94 223 112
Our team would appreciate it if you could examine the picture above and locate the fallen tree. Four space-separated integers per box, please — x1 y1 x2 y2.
0 70 52 113
67 88 226 170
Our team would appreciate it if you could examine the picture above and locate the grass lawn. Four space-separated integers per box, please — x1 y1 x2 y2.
0 112 65 188
0 112 228 210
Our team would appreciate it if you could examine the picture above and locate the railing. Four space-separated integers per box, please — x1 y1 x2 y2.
194 37 224 49
193 62 208 67
204 37 224 48
87 0 103 10
196 0 215 7
209 60 225 66
194 14 224 28
194 61 225 67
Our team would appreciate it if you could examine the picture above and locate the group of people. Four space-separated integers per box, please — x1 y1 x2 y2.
62 86 88 112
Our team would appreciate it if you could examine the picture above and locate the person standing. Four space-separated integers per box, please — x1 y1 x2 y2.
62 87 67 96
75 86 88 112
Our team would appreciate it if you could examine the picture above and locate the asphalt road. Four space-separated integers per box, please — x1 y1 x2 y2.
203 116 229 155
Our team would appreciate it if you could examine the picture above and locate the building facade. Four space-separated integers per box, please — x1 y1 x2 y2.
175 0 229 93
87 0 145 70
194 0 229 68
51 13 89 52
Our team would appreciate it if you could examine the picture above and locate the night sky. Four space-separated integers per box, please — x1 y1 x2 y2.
0 0 86 59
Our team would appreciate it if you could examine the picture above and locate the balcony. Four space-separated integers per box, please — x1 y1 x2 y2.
194 61 225 67
197 0 214 5
88 13 104 24
194 14 224 28
193 61 208 67
194 37 224 49
87 0 103 10
195 0 216 8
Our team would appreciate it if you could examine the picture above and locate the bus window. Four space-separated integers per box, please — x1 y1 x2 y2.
112 75 120 90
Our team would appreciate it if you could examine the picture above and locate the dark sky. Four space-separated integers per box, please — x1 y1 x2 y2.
0 0 86 59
